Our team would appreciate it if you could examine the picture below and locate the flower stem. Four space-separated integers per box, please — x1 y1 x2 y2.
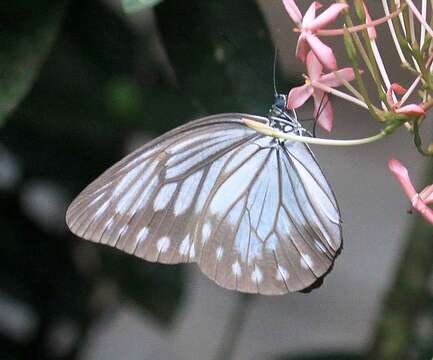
244 118 392 147
312 81 368 109
405 0 433 39
382 0 409 65
317 6 403 36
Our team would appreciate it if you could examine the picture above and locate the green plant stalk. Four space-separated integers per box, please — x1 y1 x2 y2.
403 1 416 46
339 76 365 101
343 29 383 123
344 12 383 94
411 46 432 92
391 3 418 72
349 6 389 104
413 117 432 156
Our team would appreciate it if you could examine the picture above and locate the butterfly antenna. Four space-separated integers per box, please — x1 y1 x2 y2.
273 48 278 97
313 93 331 137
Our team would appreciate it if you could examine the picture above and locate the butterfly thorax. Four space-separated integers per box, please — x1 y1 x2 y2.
268 94 304 136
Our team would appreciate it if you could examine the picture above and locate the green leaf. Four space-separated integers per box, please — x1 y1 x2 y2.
1 0 188 327
0 1 67 125
122 0 163 14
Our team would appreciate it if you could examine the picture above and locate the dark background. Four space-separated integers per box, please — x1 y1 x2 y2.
0 1 432 359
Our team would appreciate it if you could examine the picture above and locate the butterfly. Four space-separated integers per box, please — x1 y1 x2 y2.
66 94 342 295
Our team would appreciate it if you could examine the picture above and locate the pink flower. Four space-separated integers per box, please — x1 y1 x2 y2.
388 158 433 224
287 51 355 132
387 83 426 116
282 0 348 70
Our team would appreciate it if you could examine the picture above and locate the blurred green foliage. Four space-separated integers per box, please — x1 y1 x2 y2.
0 0 286 358
122 0 163 13
0 0 66 124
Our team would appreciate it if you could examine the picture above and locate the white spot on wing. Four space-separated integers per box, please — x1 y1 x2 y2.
179 235 190 256
303 254 314 268
202 222 212 243
118 225 128 237
216 246 224 261
156 237 170 253
232 261 242 276
251 266 263 283
300 254 314 269
276 266 289 281
136 227 149 243
189 243 196 259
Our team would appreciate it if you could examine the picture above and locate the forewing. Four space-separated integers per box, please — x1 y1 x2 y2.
66 114 265 264
196 136 342 295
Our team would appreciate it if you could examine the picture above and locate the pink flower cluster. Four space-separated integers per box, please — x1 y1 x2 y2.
282 0 433 224
283 0 354 132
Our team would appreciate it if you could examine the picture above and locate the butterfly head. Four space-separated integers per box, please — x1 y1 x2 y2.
269 94 302 135
273 94 287 111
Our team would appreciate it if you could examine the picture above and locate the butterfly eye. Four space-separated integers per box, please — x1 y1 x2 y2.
274 94 287 110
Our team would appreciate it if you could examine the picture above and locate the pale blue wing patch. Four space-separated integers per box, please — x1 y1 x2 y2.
196 138 342 294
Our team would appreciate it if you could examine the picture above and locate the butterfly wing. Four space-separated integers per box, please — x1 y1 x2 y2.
66 114 342 294
195 132 342 295
66 114 265 264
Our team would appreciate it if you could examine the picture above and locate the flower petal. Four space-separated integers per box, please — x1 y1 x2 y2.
305 33 337 70
420 184 433 205
413 199 433 225
388 159 418 200
287 84 314 109
391 83 407 95
389 158 433 225
302 2 322 27
314 90 333 132
319 68 355 87
295 33 309 62
306 51 323 81
395 104 426 116
282 0 303 24
308 3 348 31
